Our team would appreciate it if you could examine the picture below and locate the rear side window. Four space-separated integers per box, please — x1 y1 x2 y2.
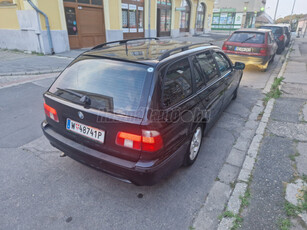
195 51 219 82
267 33 272 43
162 58 192 107
49 58 149 117
260 26 283 35
191 56 206 90
212 52 231 75
228 32 265 44
269 32 274 42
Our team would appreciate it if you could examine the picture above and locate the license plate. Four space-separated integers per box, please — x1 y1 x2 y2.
235 47 252 52
66 119 105 143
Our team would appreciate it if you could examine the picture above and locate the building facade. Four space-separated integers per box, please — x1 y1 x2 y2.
296 17 307 38
0 0 214 54
211 0 266 31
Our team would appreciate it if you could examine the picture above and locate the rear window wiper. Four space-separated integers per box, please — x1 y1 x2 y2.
56 88 91 106
241 35 256 43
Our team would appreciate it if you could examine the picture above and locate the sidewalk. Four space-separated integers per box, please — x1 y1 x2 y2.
0 49 73 76
217 37 307 230
0 33 227 76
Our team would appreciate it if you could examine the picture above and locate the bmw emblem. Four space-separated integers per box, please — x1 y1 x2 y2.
78 111 84 119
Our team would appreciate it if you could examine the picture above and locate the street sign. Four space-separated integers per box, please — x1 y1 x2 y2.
175 7 186 11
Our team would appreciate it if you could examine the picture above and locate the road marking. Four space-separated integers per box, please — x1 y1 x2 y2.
0 73 58 89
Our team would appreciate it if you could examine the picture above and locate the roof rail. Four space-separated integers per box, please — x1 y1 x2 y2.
91 37 159 50
158 42 214 61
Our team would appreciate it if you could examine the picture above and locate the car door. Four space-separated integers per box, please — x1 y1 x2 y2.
266 32 272 57
158 57 201 157
211 51 236 108
192 50 226 126
269 31 278 54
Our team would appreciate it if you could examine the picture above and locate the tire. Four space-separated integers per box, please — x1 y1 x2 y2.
233 74 243 100
232 85 239 100
277 45 284 54
183 125 203 166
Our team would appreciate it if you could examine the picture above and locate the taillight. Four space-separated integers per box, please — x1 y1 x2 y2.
222 44 228 50
116 130 163 152
141 130 163 152
44 102 59 122
279 35 284 41
116 132 141 150
260 48 267 55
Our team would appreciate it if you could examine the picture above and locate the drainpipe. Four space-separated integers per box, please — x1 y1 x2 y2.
148 0 151 37
27 0 55 54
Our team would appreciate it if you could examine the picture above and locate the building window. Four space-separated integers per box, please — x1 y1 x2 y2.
0 0 14 5
122 0 144 36
180 0 191 32
63 0 102 5
196 3 206 32
157 0 171 37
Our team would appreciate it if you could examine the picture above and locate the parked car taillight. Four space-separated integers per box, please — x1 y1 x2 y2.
116 130 163 152
222 44 228 51
279 35 285 41
44 102 59 122
260 48 267 56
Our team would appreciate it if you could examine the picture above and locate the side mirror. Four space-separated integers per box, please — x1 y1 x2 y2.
234 62 245 70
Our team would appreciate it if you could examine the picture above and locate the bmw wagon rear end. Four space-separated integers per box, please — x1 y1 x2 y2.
42 50 183 186
42 39 244 185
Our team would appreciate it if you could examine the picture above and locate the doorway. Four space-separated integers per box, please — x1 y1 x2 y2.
157 0 172 37
63 0 106 49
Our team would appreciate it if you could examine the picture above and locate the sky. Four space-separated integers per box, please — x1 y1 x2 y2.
265 0 307 20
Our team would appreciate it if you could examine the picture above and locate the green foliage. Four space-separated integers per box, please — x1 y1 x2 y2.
264 77 284 104
277 218 291 230
276 14 307 24
285 201 301 216
231 215 243 230
219 210 235 220
239 188 251 208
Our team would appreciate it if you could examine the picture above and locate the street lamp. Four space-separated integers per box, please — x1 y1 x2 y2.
273 0 280 22
289 0 297 26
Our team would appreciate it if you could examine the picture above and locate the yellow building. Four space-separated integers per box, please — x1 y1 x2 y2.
0 0 214 54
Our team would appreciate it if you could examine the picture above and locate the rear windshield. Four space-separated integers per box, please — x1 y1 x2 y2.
228 32 265 44
49 58 150 117
260 26 283 35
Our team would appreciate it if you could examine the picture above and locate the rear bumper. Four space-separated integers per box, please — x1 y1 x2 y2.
226 54 269 67
41 121 187 186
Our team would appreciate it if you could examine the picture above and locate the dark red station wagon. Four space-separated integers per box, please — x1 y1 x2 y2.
42 38 245 185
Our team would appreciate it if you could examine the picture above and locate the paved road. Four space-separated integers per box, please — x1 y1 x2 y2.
0 50 284 229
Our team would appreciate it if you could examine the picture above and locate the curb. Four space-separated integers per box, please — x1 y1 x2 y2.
216 41 294 230
192 42 294 230
0 68 63 77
